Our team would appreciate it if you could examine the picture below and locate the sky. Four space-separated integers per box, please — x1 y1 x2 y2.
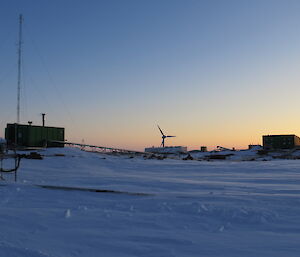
1 0 300 151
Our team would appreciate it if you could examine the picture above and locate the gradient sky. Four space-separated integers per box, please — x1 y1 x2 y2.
1 0 300 151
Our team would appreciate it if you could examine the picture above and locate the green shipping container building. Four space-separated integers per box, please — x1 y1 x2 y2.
5 123 65 148
263 134 300 150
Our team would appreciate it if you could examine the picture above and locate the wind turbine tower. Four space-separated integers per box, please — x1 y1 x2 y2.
157 125 176 147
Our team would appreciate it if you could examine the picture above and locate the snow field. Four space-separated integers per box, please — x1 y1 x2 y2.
0 147 300 256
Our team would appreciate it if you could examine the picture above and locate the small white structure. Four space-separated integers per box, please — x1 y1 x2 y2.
145 146 187 154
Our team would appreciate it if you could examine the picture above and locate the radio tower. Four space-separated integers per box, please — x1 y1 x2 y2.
17 14 23 124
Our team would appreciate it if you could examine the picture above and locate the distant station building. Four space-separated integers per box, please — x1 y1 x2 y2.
145 146 187 154
200 146 207 152
262 135 300 150
248 144 261 150
5 123 65 148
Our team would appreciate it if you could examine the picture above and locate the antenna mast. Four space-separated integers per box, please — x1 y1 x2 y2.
17 14 23 124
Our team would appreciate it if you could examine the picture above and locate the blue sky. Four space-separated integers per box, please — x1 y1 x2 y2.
1 0 300 150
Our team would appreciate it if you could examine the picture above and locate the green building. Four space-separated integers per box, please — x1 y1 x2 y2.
262 135 300 150
5 123 64 148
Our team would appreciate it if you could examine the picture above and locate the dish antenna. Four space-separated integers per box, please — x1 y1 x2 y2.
157 125 176 147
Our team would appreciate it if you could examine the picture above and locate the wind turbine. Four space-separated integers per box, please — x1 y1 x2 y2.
157 125 176 147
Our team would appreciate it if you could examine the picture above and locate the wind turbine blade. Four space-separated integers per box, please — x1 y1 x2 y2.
166 136 176 138
157 125 165 136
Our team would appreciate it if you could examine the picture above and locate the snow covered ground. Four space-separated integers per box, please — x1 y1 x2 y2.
1 147 300 256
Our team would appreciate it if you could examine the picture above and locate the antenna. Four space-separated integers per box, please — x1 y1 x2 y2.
17 14 23 124
157 125 176 147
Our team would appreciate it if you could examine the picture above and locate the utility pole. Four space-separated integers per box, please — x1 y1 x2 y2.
17 14 23 124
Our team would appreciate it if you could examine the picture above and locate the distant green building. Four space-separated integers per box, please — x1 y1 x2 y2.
262 135 300 150
5 123 64 148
